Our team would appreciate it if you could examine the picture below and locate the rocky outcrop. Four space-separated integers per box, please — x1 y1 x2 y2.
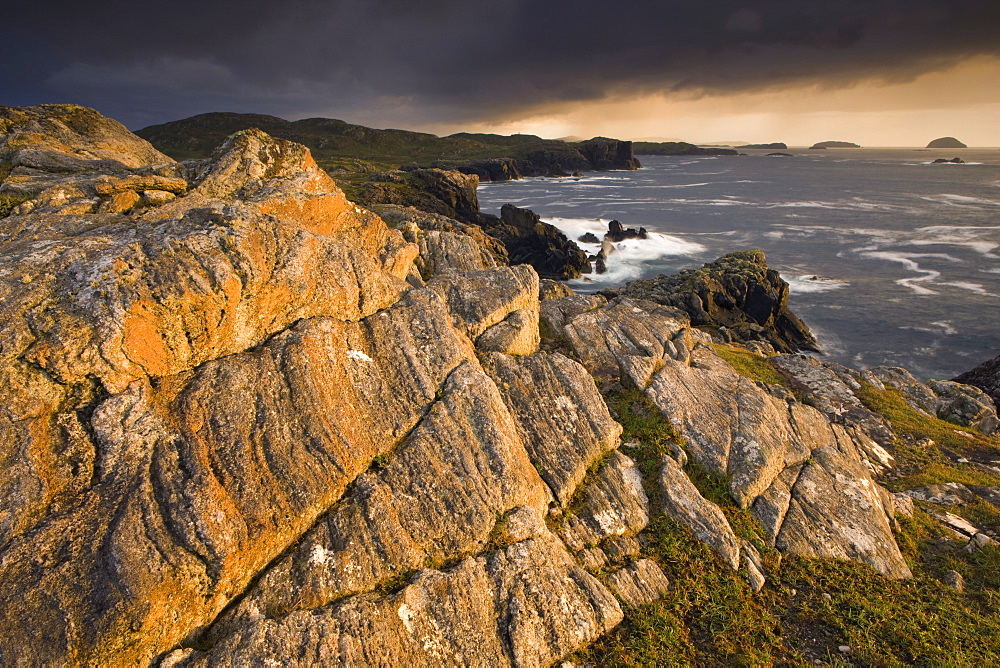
932 157 965 164
575 138 641 171
927 137 967 149
736 142 787 150
456 157 522 182
604 250 818 353
496 204 592 279
3 105 960 665
954 353 1000 408
547 296 912 578
869 366 998 435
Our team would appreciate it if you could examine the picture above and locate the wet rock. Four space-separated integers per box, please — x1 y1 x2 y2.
953 352 1000 409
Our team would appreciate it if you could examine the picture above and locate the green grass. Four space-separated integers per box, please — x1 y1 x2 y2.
580 384 1000 665
0 193 29 218
711 343 791 389
854 381 999 456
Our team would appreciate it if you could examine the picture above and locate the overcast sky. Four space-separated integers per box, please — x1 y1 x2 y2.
5 0 1000 145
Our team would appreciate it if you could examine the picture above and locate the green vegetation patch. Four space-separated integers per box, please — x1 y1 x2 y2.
854 380 999 456
584 383 1000 665
711 343 791 389
0 193 29 218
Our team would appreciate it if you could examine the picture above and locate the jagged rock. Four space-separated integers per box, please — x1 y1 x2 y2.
769 446 911 578
659 455 741 570
606 220 647 242
579 232 601 243
953 353 1000 408
185 533 622 667
604 559 671 607
0 124 414 565
411 168 481 215
376 204 509 271
575 138 641 171
925 508 981 539
771 354 896 448
539 278 575 301
427 264 539 344
559 450 650 552
455 157 522 182
606 250 818 353
932 157 965 164
565 298 910 577
870 366 999 434
741 540 767 592
498 204 592 279
891 492 916 518
540 293 608 340
481 352 623 506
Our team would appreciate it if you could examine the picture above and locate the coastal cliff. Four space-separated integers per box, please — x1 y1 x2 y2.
2 105 999 665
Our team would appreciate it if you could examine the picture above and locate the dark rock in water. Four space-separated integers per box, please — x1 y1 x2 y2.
456 157 522 182
579 232 601 243
766 152 793 157
572 170 584 177
606 220 648 242
594 239 615 274
601 250 819 353
737 142 787 150
927 136 967 149
954 353 1000 409
932 157 965 164
497 204 591 280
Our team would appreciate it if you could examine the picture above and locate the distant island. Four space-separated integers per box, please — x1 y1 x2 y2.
927 136 967 149
809 141 861 149
736 142 787 150
631 141 738 156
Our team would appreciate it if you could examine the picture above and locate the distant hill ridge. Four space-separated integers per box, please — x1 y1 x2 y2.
136 112 642 178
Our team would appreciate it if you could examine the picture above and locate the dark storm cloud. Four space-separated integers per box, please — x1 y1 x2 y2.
6 0 1000 128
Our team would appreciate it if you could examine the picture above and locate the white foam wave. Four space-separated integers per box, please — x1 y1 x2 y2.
922 194 1000 207
941 282 1000 298
856 250 962 295
901 321 958 335
652 182 711 189
785 275 850 294
669 198 746 206
767 200 894 212
543 217 705 287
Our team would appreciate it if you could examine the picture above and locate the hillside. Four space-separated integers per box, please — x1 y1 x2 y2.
136 112 639 177
1 105 999 666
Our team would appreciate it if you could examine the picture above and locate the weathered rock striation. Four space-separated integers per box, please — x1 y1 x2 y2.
6 104 986 666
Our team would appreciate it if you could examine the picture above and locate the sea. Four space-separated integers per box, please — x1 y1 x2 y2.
477 148 1000 381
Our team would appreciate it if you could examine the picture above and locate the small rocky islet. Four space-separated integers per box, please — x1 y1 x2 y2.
0 104 998 665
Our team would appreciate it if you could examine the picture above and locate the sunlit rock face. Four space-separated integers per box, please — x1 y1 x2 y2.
0 105 933 665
